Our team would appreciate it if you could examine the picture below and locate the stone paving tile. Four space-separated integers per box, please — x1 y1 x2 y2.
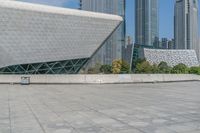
167 121 200 133
0 82 200 133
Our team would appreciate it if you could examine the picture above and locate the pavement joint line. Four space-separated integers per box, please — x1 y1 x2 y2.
39 98 117 133
1 82 199 133
25 101 46 133
8 88 12 133
70 100 147 133
39 100 78 132
37 84 200 133
38 92 137 132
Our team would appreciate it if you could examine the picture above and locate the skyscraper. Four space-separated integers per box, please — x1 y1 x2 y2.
135 0 159 47
175 0 199 60
132 0 159 70
161 38 168 49
80 0 125 65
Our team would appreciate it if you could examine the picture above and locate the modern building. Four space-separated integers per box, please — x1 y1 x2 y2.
132 0 159 70
158 38 175 49
161 38 168 49
144 48 199 67
135 0 159 47
168 39 175 49
175 0 199 60
80 0 126 66
0 0 122 74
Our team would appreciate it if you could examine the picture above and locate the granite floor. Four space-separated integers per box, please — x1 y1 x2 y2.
0 82 200 133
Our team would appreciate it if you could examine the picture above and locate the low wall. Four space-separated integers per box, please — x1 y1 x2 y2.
0 74 199 84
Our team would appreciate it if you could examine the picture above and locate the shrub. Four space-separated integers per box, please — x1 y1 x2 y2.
189 67 200 75
132 58 146 71
158 61 172 73
135 61 153 74
121 60 130 74
171 63 189 74
111 59 130 74
100 65 112 74
87 63 101 74
151 64 159 73
112 60 122 74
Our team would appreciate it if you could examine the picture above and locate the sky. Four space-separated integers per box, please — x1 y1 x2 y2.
18 0 199 40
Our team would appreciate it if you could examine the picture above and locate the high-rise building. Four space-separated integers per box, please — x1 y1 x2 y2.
159 38 175 50
161 38 168 49
168 39 175 49
175 0 199 60
132 0 159 71
135 0 159 47
80 0 126 65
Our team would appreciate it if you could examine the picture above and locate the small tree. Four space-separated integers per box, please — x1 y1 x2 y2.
158 61 172 73
189 67 200 75
132 58 146 71
100 65 112 74
135 61 153 74
111 60 131 74
121 60 130 74
171 63 189 74
112 60 122 74
151 64 159 73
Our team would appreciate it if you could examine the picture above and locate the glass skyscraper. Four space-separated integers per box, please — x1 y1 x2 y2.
175 0 199 60
132 0 159 71
135 0 159 47
80 0 125 65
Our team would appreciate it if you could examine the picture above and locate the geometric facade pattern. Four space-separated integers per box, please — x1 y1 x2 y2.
0 58 88 74
0 1 122 75
144 48 199 67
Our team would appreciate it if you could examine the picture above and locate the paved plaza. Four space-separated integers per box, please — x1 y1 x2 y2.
0 82 200 133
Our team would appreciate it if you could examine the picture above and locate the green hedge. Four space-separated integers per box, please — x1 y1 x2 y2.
135 59 200 75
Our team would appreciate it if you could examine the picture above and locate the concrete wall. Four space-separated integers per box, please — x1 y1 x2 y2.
0 74 199 84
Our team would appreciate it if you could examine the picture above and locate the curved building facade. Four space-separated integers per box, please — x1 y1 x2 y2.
0 1 122 74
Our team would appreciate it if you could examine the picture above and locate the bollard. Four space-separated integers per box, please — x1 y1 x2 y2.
21 77 30 85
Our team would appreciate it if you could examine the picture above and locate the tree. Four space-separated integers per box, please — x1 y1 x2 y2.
111 59 130 74
135 60 153 74
112 60 122 74
189 67 200 75
100 65 112 74
121 60 130 74
158 61 172 73
171 63 189 74
151 64 159 73
132 58 146 71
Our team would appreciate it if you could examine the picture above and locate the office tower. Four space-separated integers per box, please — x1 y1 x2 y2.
135 0 159 47
80 0 126 65
175 0 199 60
161 38 168 49
132 0 159 71
168 39 175 49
